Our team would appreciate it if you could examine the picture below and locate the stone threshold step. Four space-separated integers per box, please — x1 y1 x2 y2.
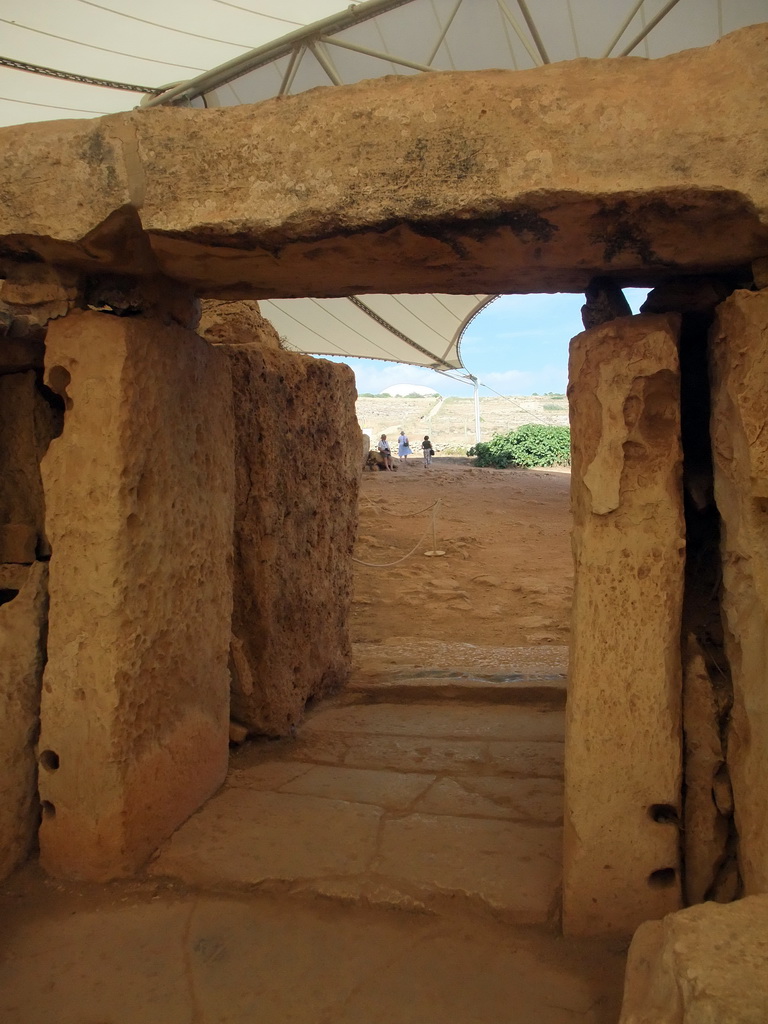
343 675 566 708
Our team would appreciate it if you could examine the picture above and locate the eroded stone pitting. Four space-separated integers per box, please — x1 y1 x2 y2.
2 26 768 294
677 300 740 906
150 697 565 925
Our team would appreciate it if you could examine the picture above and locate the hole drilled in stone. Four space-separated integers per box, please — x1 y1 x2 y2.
649 803 679 824
40 800 56 819
0 588 20 606
647 867 676 888
39 749 60 771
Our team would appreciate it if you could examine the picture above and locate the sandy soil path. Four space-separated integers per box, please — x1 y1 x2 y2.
352 456 573 655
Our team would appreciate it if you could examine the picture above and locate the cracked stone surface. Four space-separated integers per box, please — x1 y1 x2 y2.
0 892 626 1024
151 699 564 922
1 27 767 296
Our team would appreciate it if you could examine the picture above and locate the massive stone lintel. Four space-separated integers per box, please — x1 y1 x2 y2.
0 563 48 879
37 311 235 881
564 313 684 936
710 289 768 895
0 27 767 296
215 336 360 736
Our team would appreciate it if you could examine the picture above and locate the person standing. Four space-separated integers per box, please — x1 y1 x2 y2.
378 433 393 471
421 435 434 467
397 430 412 463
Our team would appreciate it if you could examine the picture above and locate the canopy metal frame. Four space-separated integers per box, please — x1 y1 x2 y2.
133 0 738 393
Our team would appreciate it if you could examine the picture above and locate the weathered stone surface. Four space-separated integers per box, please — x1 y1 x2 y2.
0 264 80 327
753 257 768 289
0 523 36 564
681 633 730 905
640 276 734 314
0 562 47 880
37 311 235 880
217 340 359 736
564 314 685 936
618 895 768 1023
1 27 768 295
82 273 200 330
0 336 45 373
152 697 564 922
0 895 627 1024
0 370 61 561
199 300 280 348
710 289 768 894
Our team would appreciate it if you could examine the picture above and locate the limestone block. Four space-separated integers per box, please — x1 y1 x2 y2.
641 276 733 315
681 634 729 905
0 563 48 879
199 300 280 349
37 310 235 881
564 314 685 936
753 257 768 289
618 895 768 1023
710 289 768 894
0 264 80 325
0 370 62 559
0 523 36 564
218 341 359 736
83 274 200 330
1 27 768 295
0 337 45 373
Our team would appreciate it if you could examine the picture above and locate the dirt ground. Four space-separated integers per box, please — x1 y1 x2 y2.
352 455 573 651
0 456 626 1024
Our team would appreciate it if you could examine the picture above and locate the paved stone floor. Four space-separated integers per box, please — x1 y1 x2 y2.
0 646 629 1023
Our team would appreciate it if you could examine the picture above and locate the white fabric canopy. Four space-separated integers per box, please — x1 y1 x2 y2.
2 0 766 372
261 293 490 370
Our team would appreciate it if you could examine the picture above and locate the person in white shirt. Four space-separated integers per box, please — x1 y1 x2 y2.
378 434 393 471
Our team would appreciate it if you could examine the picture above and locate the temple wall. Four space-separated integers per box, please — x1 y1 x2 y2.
36 311 235 881
564 314 685 936
213 336 360 737
0 325 60 879
710 289 768 895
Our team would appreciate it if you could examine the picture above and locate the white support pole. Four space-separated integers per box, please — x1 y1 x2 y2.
472 375 481 442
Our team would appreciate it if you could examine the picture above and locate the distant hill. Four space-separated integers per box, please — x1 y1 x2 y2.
357 394 569 453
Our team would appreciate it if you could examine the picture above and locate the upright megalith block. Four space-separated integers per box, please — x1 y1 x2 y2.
564 314 685 936
710 289 768 895
0 370 61 561
0 563 48 879
215 338 360 736
37 310 235 881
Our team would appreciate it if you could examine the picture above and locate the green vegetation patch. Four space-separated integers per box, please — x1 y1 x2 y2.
468 424 571 469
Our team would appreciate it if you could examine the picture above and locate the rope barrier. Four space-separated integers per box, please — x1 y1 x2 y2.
353 499 442 567
361 494 440 518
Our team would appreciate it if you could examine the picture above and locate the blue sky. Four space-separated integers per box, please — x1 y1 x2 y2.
326 289 649 398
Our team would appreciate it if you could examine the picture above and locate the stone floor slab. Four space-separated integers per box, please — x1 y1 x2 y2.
374 812 561 922
279 764 435 809
302 702 565 741
414 775 564 824
228 761 313 789
150 788 382 887
346 674 566 706
0 894 625 1024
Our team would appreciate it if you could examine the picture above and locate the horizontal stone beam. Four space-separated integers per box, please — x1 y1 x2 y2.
0 25 767 297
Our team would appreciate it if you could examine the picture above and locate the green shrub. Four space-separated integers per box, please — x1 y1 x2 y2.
467 424 571 468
